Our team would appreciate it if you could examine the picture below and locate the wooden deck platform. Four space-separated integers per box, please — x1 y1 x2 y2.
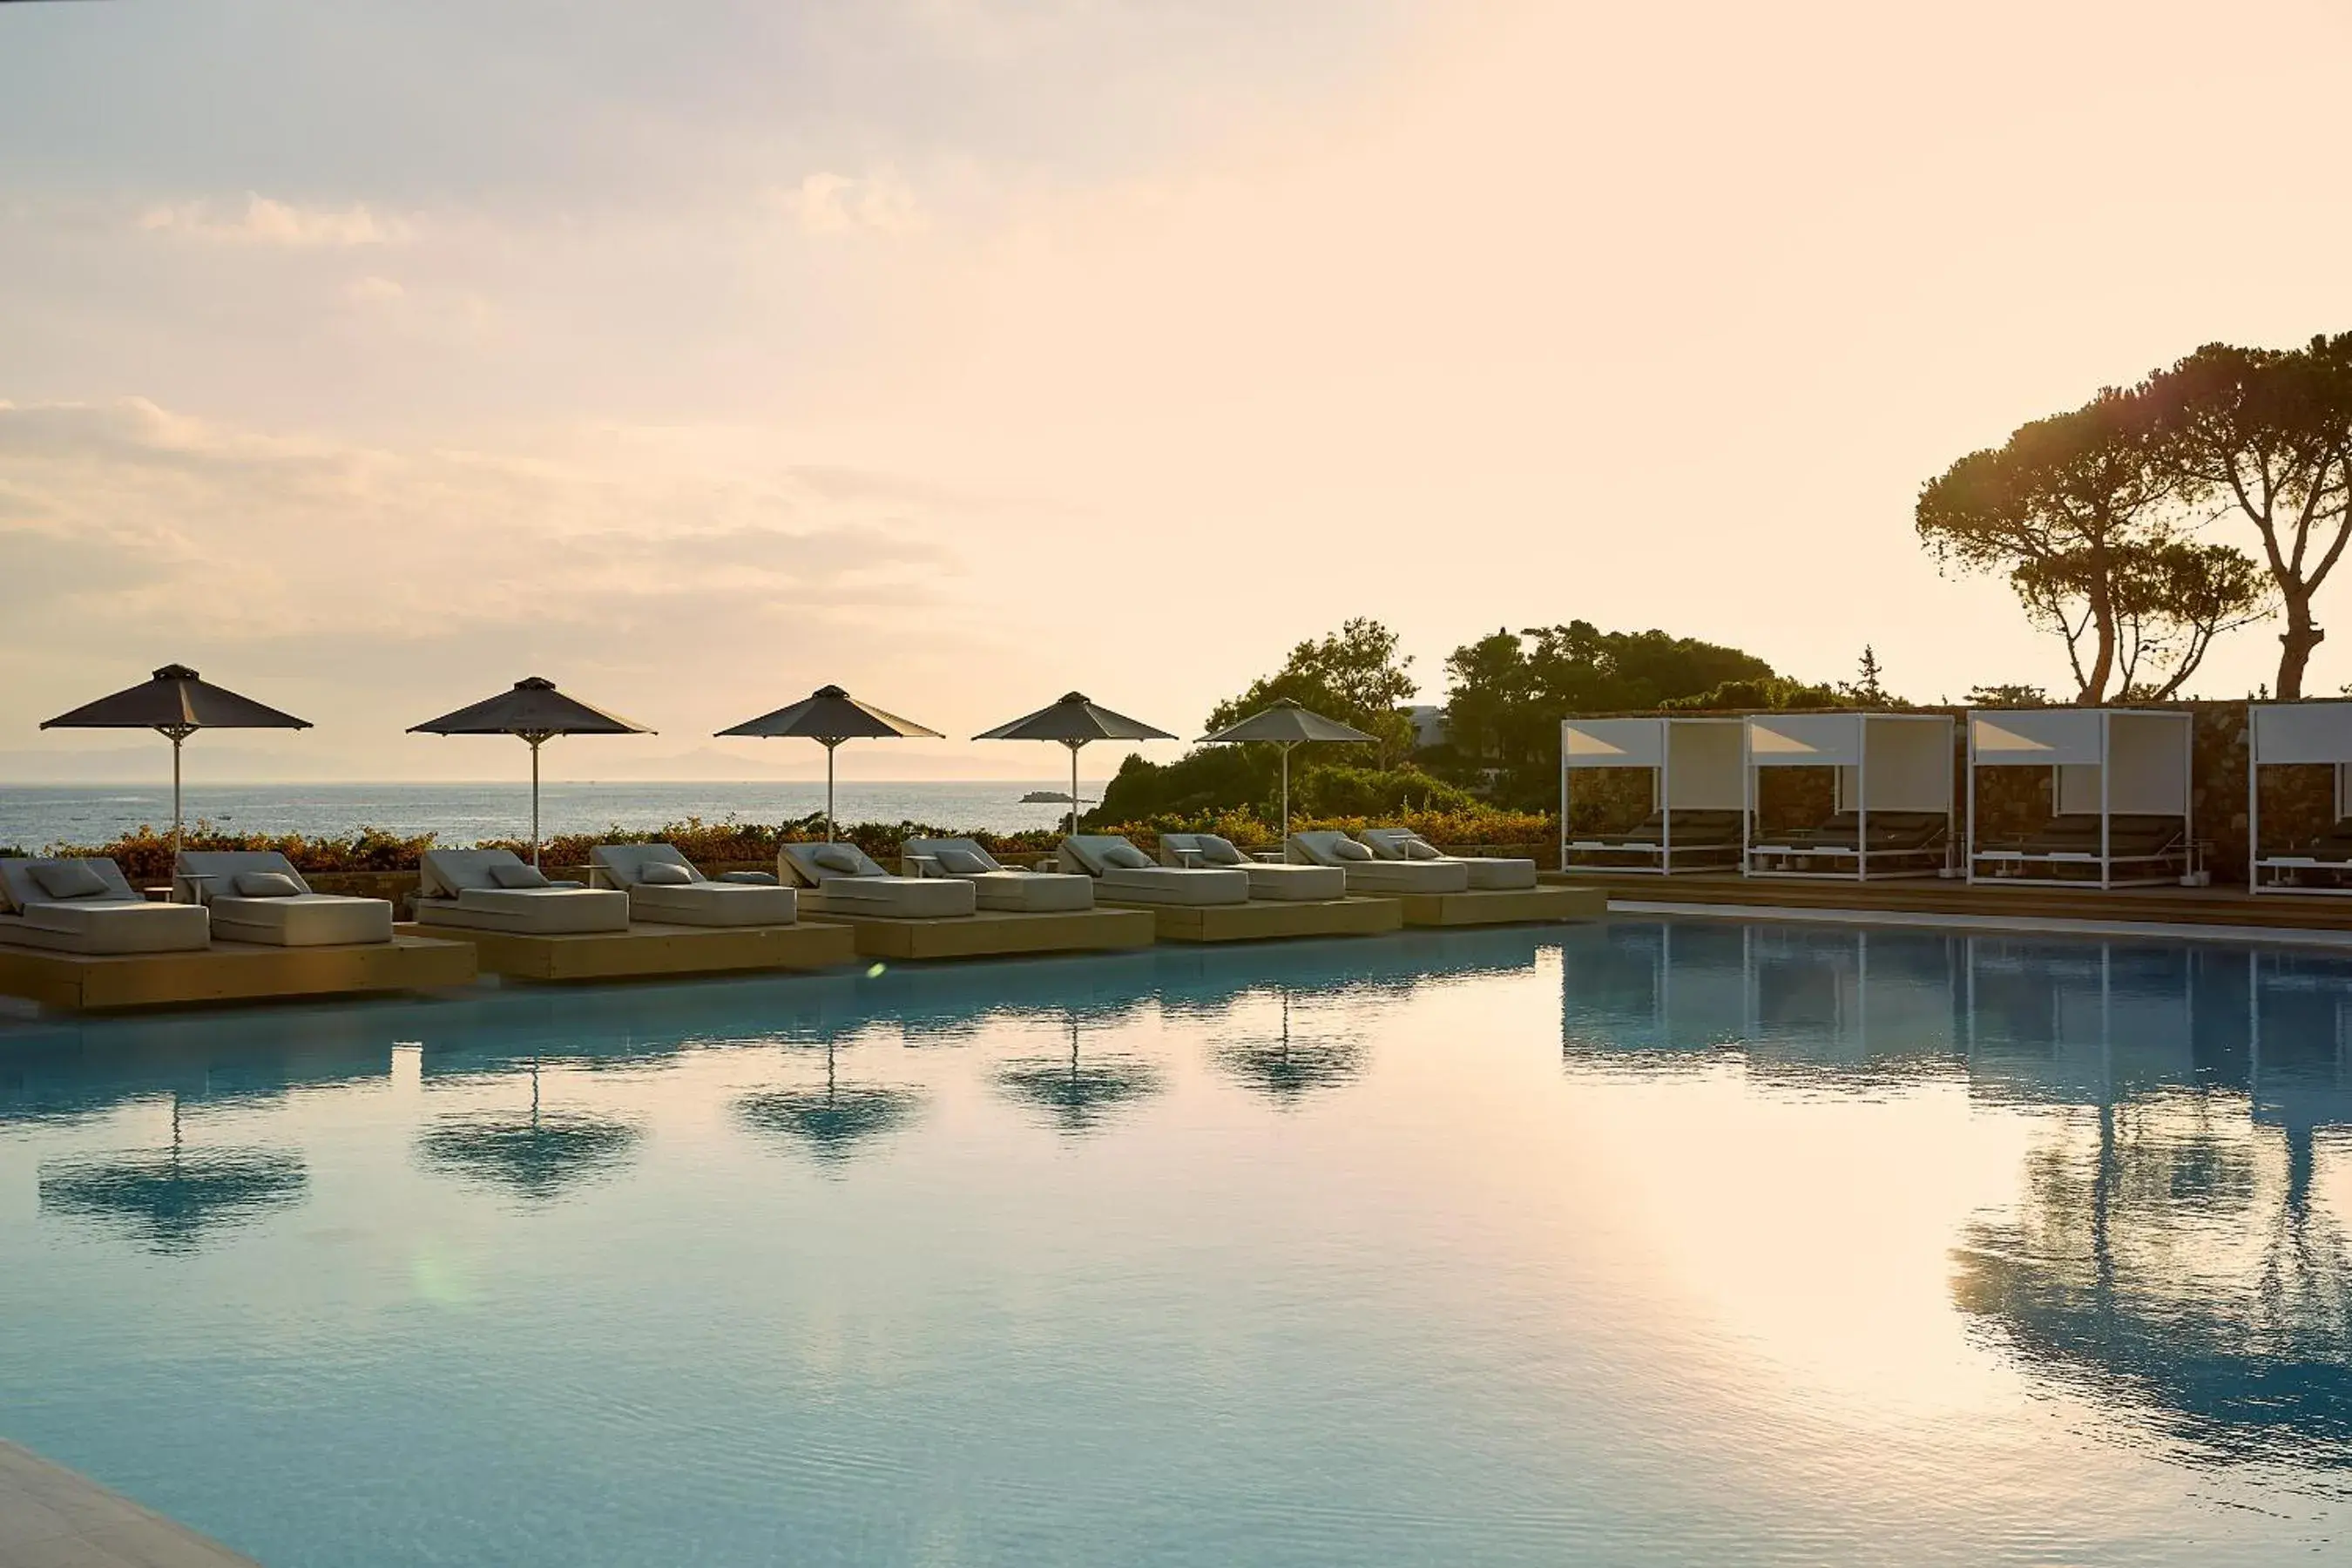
0 933 476 1013
1105 895 1403 943
392 920 856 983
1396 885 1607 927
804 905 1156 960
1539 870 2352 933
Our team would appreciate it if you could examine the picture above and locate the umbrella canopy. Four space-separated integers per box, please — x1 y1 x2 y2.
409 677 654 865
1198 698 1377 842
42 664 312 856
718 685 943 842
975 693 1175 836
35 1097 308 1254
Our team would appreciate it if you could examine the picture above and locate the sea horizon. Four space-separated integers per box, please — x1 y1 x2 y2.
0 780 1107 851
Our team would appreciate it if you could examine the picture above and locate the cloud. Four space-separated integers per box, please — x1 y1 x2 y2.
0 399 980 750
769 171 927 236
346 274 406 304
137 193 412 247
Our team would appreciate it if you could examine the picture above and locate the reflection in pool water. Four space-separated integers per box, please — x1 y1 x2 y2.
0 923 2348 1565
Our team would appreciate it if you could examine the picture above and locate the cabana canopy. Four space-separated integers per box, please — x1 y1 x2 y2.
1559 718 1746 875
1743 713 1955 881
1966 706 2193 889
2247 701 2352 894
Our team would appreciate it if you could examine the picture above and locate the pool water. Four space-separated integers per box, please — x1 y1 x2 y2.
2 922 2349 1566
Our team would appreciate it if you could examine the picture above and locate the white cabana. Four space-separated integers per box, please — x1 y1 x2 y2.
2248 701 2352 895
1967 707 2194 889
1742 713 1955 880
1558 717 1745 874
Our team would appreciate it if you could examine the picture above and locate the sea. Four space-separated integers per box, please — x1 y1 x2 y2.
0 782 1095 852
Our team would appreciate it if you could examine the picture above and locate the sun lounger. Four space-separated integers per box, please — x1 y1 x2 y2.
1355 828 1537 890
1288 831 1470 894
1059 835 1250 905
0 857 211 955
900 837 1095 912
1561 808 1744 872
590 843 799 926
778 841 977 918
1158 833 1345 901
1973 814 2188 883
414 848 631 934
172 850 395 946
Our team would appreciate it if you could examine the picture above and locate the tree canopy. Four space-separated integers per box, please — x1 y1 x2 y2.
1202 617 1417 767
1916 385 2269 702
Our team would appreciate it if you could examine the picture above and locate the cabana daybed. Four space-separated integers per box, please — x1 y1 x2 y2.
1558 717 1746 874
2248 700 2352 896
1966 707 2194 889
1743 713 1955 881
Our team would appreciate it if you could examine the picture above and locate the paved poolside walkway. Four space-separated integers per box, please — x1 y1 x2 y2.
0 1443 259 1567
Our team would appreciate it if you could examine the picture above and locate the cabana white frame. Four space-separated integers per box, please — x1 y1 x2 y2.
2248 701 2352 896
1558 717 1746 875
1966 706 2193 890
1742 713 1956 882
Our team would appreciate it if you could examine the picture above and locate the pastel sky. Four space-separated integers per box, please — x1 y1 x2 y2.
6 0 2352 780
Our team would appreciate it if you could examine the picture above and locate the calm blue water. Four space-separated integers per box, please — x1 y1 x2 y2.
2 923 2349 1565
0 781 1091 850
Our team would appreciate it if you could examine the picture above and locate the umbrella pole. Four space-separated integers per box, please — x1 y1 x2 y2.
1281 741 1294 848
826 740 838 843
171 728 186 861
1069 742 1082 837
528 736 544 868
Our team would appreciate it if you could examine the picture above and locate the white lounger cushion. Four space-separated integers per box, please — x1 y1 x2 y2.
1158 837 1342 901
902 838 1095 912
0 857 213 955
416 849 630 933
1288 832 1470 893
1357 828 1538 890
779 841 978 917
591 842 800 927
1061 837 1248 905
175 850 396 946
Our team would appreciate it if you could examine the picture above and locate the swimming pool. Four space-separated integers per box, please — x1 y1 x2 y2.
2 921 2347 1565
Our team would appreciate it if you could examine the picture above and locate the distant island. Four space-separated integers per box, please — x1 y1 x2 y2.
1020 790 1089 804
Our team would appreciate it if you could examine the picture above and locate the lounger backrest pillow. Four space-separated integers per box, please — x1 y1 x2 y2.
233 871 304 897
812 844 866 875
1402 837 1443 861
1329 839 1374 861
490 862 553 889
936 846 992 875
638 861 695 885
31 861 112 901
1193 835 1245 866
1100 842 1153 869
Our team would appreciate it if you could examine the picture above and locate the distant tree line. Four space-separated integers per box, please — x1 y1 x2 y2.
1919 334 2352 702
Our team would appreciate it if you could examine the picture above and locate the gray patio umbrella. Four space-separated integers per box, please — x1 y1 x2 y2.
409 676 654 866
40 664 312 855
717 685 943 843
975 693 1175 836
1199 699 1376 843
